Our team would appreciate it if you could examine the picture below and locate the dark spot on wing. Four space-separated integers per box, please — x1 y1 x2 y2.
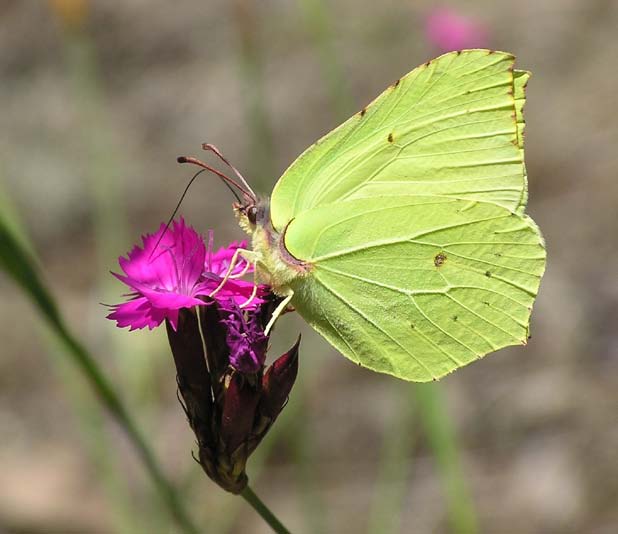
434 253 447 267
359 108 366 117
485 270 492 277
393 78 400 87
410 323 415 329
452 315 458 322
387 133 394 143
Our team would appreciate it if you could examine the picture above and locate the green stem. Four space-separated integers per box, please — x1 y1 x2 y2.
43 317 201 534
415 384 478 534
241 485 291 534
0 218 199 534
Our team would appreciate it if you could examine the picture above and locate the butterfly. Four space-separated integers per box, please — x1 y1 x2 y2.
189 49 546 382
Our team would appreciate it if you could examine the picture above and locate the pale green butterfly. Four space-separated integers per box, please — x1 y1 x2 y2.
195 49 546 382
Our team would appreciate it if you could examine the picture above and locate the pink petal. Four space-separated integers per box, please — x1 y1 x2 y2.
107 218 265 331
137 286 205 310
107 297 169 330
115 217 206 294
209 241 252 276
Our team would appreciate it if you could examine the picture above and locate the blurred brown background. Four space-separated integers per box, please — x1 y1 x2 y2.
1 1 617 533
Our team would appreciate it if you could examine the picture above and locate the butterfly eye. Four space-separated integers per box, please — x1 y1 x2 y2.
247 206 258 224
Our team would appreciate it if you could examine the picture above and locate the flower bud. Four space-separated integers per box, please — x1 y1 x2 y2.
220 371 261 454
165 309 212 443
259 336 300 420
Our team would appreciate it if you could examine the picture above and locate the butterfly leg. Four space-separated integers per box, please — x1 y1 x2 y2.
264 290 294 336
208 248 257 299
239 258 259 309
229 253 252 279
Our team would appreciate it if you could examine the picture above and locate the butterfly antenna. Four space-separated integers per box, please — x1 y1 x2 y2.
148 168 208 260
201 143 257 200
177 155 256 203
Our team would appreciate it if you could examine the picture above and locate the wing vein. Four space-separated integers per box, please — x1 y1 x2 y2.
315 272 434 378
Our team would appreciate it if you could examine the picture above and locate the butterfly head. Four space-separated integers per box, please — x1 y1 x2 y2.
234 197 270 235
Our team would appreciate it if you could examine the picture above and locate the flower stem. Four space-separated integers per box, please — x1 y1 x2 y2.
0 217 200 534
241 485 291 534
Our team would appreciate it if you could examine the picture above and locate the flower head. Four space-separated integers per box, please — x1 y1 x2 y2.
425 8 488 52
106 216 298 494
107 219 261 331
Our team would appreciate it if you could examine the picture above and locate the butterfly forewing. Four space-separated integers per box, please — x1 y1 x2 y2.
270 49 529 232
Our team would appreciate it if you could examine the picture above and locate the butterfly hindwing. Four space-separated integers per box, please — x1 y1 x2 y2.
285 197 545 381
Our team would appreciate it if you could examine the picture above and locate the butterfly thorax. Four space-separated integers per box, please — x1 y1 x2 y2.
235 198 310 296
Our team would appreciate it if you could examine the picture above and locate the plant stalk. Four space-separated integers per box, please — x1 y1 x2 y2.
241 485 291 534
0 218 200 534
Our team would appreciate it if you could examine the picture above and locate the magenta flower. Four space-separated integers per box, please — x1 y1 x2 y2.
106 214 300 494
107 219 260 331
425 7 488 52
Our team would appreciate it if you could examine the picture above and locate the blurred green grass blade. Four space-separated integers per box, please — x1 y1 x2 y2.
298 0 354 119
0 177 34 256
367 386 417 534
0 175 137 531
63 29 128 267
289 389 329 534
0 214 62 327
51 342 140 533
0 215 200 534
415 384 478 534
230 0 276 185
60 24 165 532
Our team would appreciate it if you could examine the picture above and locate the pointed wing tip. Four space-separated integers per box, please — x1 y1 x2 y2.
431 48 516 64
